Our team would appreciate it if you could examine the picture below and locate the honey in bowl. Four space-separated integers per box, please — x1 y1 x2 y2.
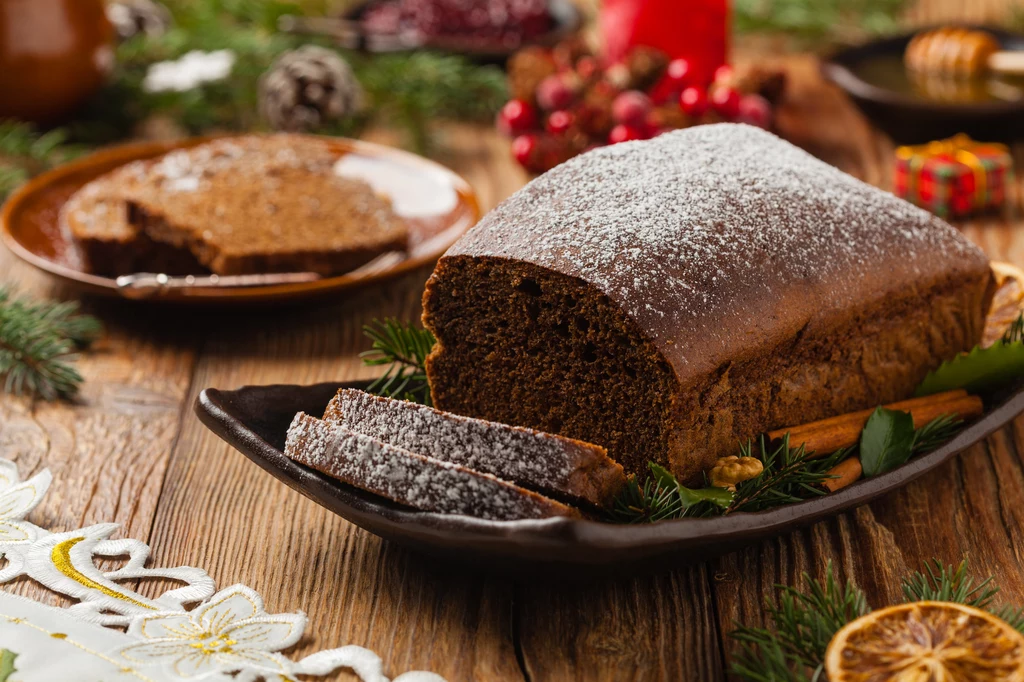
852 52 1024 104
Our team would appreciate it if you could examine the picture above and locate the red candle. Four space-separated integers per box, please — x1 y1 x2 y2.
601 0 729 86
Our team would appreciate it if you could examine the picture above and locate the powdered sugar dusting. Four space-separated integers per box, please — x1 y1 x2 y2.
448 124 988 378
324 389 623 504
285 413 575 520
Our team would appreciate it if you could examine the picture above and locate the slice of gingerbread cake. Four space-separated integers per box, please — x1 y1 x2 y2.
63 134 408 277
285 413 580 521
322 389 625 507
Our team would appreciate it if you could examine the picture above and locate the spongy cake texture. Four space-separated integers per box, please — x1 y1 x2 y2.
62 134 408 276
323 389 625 507
422 124 994 482
285 413 580 520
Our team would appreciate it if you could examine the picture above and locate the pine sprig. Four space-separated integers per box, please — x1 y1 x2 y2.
731 562 868 681
911 414 964 456
729 436 850 514
901 558 999 608
0 122 88 201
1003 311 1024 344
360 318 436 405
0 288 102 400
607 436 849 523
730 558 1024 681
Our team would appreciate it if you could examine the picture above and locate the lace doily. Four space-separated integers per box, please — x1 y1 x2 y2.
0 457 446 682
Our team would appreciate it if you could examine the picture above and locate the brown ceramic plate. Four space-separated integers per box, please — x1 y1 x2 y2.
822 27 1024 143
342 0 582 62
196 379 1024 576
1 135 479 304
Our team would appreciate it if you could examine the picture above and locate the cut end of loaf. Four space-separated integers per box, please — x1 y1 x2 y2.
422 256 676 477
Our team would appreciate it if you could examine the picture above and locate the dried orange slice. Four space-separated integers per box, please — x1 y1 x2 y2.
984 261 1024 347
825 601 1024 682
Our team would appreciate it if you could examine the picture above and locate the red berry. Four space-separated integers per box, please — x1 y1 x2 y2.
511 134 539 167
612 91 652 128
576 55 600 82
497 99 537 136
665 58 693 86
710 86 741 119
536 75 576 111
546 110 575 135
737 94 772 129
608 124 645 144
713 64 734 85
679 86 708 117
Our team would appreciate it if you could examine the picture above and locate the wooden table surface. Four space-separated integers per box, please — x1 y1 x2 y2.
5 4 1024 680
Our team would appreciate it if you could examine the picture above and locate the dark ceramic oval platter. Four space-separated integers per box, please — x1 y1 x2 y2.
823 27 1024 143
196 379 1024 576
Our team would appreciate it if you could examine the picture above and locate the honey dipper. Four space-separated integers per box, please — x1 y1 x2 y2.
905 27 1024 77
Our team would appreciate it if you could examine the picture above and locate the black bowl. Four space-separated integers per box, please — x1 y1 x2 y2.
823 28 1024 143
195 379 1024 577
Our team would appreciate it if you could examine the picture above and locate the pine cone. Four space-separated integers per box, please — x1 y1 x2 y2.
624 47 669 91
106 0 172 41
258 46 364 132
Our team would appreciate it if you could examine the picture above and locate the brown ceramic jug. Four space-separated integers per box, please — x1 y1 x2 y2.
0 0 115 123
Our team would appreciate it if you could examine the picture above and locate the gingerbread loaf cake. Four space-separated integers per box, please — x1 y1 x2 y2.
63 134 408 276
323 388 626 507
285 413 580 520
422 124 994 483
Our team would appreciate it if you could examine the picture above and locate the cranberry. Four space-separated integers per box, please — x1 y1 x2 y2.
511 134 539 167
665 58 693 86
608 124 645 144
713 64 734 86
536 74 576 111
710 86 741 119
497 99 537 136
576 55 600 82
679 86 709 117
737 94 772 129
545 110 575 135
612 90 652 128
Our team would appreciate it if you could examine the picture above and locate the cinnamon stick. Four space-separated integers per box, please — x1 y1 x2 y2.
767 389 982 458
821 457 863 492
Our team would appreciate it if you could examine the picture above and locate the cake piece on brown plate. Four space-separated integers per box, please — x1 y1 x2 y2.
285 413 580 521
322 388 626 507
63 134 408 277
422 123 994 483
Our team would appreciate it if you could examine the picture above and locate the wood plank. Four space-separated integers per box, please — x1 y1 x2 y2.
0 246 200 606
516 567 724 681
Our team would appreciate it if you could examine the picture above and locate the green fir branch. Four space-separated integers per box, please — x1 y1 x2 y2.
360 318 436 405
730 562 869 681
729 436 850 513
0 122 88 201
910 414 963 455
730 558 1024 681
0 288 102 400
607 473 683 524
733 0 907 44
901 558 999 608
1003 312 1024 344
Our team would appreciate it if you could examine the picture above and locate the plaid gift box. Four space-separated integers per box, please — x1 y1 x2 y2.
894 134 1014 219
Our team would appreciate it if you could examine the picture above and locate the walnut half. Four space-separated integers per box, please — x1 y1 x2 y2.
709 456 764 492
